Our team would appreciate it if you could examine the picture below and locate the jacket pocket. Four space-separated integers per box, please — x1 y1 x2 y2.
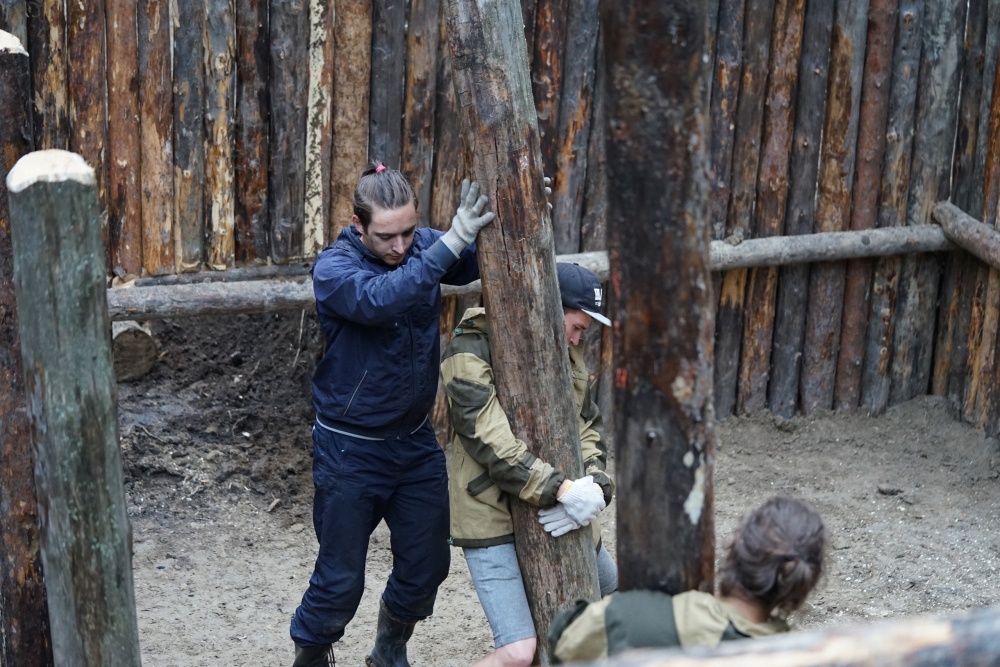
466 471 495 498
342 370 368 416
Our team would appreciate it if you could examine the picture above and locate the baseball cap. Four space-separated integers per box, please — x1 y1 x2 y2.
556 262 611 327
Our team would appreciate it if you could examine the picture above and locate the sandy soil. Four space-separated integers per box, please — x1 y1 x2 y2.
117 311 1000 666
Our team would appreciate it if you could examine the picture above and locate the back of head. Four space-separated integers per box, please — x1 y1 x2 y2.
718 496 826 616
353 161 416 228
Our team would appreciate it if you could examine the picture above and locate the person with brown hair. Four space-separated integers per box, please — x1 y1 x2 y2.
547 496 826 663
289 162 494 667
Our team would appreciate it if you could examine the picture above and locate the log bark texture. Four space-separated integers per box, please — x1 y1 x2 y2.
105 0 143 276
205 0 236 270
329 0 371 235
569 605 1000 667
529 0 569 180
234 0 270 262
173 0 206 271
935 201 1000 270
707 0 745 240
768 0 834 417
889 0 963 404
860 0 923 415
736 0 805 415
138 0 174 275
370 0 406 167
602 0 716 597
0 1 26 44
799 0 868 414
269 0 308 262
932 0 992 404
401 0 442 228
304 0 333 257
446 1 599 659
27 0 69 151
7 149 141 667
833 0 896 411
0 32 52 667
714 0 775 418
67 0 110 269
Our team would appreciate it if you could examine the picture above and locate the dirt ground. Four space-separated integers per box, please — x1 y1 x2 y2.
116 310 1000 666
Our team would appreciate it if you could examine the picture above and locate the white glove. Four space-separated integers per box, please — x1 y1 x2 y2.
556 475 606 526
543 176 553 211
441 179 494 256
538 505 581 537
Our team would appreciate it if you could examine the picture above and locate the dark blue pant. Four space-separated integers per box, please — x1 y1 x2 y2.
289 420 451 647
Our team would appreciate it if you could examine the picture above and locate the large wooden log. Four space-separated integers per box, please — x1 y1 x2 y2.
7 149 140 666
860 0 923 415
328 0 371 235
370 0 406 167
833 0 896 411
105 0 143 277
234 0 270 262
205 0 236 270
529 0 569 181
964 44 1000 432
401 0 441 228
550 0 599 253
932 0 992 404
104 229 961 321
602 0 715 598
570 605 1000 667
269 0 308 262
27 0 69 151
707 0 745 240
767 0 834 417
138 0 174 275
173 0 206 272
67 0 110 269
736 0 804 415
304 0 334 256
714 0 775 418
0 31 53 667
889 0 964 404
446 1 598 660
799 0 868 414
935 201 1000 270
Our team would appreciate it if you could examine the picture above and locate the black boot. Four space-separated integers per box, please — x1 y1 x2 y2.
365 601 416 667
292 643 334 667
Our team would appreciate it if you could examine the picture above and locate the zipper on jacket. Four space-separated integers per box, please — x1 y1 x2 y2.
343 370 368 415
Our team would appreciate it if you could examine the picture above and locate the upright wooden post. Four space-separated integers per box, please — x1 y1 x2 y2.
601 0 716 593
6 150 141 666
0 31 53 667
445 1 599 660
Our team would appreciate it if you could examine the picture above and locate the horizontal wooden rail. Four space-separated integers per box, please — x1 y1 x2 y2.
933 201 1000 271
105 225 958 321
574 604 1000 666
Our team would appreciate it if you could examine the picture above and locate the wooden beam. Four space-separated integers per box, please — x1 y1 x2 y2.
569 605 1000 666
602 0 716 597
445 0 598 659
7 149 141 666
0 30 53 667
935 201 1000 271
105 226 959 322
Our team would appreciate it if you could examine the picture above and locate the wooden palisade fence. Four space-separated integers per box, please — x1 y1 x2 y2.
3 1 999 432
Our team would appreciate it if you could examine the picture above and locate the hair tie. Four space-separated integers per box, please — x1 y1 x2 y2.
375 164 386 174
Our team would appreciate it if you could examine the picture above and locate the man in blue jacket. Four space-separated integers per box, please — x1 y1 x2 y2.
290 163 494 667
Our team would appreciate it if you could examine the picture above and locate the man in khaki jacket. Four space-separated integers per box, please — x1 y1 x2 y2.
440 262 618 667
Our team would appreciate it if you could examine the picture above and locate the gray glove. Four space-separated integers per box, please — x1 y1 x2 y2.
555 475 606 526
441 179 494 256
538 505 581 537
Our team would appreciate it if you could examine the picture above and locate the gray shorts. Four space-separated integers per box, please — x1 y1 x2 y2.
464 542 619 648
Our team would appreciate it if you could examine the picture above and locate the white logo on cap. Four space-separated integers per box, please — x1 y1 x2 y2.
594 288 602 307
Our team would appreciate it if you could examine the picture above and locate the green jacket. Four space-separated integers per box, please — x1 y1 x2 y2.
548 589 789 663
441 307 614 548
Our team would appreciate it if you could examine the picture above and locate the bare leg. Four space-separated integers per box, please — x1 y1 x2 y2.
471 638 537 667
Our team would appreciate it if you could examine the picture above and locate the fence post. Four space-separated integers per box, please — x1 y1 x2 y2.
0 30 54 667
6 149 142 666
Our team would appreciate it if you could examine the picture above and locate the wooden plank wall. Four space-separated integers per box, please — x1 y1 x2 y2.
3 0 1000 432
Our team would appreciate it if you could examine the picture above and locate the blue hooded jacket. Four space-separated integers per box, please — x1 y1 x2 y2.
311 225 480 439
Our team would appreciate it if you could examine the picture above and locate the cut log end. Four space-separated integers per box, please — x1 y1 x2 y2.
112 321 158 382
